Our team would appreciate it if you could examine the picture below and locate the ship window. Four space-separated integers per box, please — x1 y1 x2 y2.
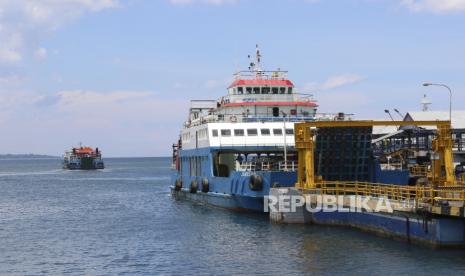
261 87 270 94
288 87 293 94
247 129 258 136
253 87 260 94
261 129 270 135
221 129 231 136
285 128 294 135
246 87 252 94
280 87 286 94
272 107 280 117
234 129 244 136
212 129 218 137
273 129 283 135
238 87 243 94
272 87 279 94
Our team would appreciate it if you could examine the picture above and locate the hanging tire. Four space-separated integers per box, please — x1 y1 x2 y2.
201 178 209 193
249 174 263 191
190 180 198 193
174 179 182 191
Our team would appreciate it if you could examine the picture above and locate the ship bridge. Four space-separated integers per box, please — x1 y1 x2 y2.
184 46 319 128
217 46 318 120
218 69 317 121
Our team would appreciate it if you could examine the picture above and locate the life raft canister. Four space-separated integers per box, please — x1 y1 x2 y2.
190 179 198 193
201 178 209 193
175 179 182 191
249 174 263 191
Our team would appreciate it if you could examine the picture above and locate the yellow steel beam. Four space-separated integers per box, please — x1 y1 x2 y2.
301 120 450 128
434 124 455 185
295 122 315 189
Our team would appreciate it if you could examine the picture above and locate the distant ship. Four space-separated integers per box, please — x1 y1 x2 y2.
63 146 104 170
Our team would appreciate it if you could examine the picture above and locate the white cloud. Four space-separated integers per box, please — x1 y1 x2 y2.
205 78 232 89
400 0 465 13
317 91 372 114
34 47 47 60
303 73 365 92
0 31 23 63
169 0 238 5
0 74 23 86
0 89 188 156
56 90 153 107
173 82 187 89
0 0 118 65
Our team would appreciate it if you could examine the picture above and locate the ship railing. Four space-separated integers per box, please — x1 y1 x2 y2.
241 116 315 123
219 143 295 148
237 162 255 171
380 163 403 171
279 161 297 171
409 165 429 176
222 94 310 103
233 70 289 80
261 162 270 171
186 112 354 127
301 181 465 207
236 161 297 172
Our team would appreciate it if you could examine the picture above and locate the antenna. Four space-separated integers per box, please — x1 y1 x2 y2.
421 94 432 111
247 54 253 70
255 44 262 72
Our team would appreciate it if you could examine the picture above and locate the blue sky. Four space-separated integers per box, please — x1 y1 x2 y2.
0 0 464 156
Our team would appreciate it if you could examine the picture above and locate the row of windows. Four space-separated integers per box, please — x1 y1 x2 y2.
180 156 207 176
182 132 190 142
212 128 294 137
233 86 293 95
197 128 208 140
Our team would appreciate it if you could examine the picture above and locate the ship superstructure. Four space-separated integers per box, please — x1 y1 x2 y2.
171 46 338 211
63 146 104 170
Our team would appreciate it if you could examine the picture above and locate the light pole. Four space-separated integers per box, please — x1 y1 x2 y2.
393 108 404 119
422 83 452 123
384 109 395 121
281 111 288 170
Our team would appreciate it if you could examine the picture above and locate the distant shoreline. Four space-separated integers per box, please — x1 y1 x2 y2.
0 154 60 159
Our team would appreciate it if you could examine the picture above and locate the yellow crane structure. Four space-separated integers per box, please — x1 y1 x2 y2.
295 120 454 189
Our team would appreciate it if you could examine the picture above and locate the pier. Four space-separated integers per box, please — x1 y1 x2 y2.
270 120 465 247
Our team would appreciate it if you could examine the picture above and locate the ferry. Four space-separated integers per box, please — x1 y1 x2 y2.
170 46 334 211
63 146 104 170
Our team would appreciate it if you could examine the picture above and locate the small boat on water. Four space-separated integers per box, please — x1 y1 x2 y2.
63 146 104 170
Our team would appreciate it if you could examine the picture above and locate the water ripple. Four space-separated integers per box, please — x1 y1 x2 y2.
1 157 465 275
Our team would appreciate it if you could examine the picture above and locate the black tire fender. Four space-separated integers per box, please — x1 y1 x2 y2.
201 178 209 193
190 180 198 193
249 174 263 191
174 179 182 191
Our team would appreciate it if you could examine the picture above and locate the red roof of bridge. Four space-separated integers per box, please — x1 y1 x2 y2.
75 147 95 154
228 79 294 88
